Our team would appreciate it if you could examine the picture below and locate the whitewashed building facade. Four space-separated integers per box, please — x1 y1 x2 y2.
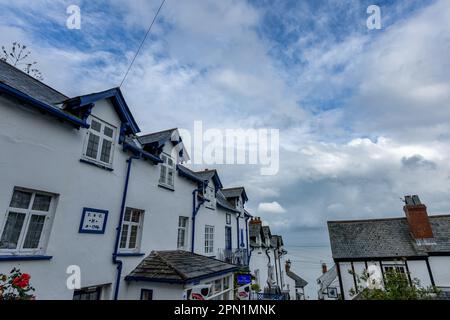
0 60 254 300
327 195 450 300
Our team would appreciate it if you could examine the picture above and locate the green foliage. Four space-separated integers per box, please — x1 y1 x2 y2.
251 283 261 292
349 267 440 300
0 268 35 300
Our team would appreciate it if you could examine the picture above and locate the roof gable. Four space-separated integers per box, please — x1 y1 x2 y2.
63 87 140 134
221 187 248 203
138 128 190 162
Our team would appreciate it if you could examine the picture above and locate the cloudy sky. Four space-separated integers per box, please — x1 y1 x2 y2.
1 0 450 251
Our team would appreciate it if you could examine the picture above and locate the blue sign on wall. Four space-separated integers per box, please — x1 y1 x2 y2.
237 274 252 285
79 208 108 234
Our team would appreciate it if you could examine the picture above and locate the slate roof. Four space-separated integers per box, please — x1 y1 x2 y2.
0 59 67 105
328 214 450 259
271 235 284 248
286 270 308 288
221 187 248 202
216 190 239 212
137 128 177 145
125 250 238 283
195 169 219 182
317 265 337 289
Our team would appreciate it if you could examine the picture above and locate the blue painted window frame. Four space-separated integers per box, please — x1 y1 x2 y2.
79 208 109 234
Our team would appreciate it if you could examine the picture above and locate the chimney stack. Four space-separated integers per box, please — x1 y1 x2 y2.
322 263 327 274
403 195 434 240
250 217 262 225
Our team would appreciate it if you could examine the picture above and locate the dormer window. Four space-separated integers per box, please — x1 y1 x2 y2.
237 197 242 209
159 153 175 189
82 117 116 167
205 185 216 210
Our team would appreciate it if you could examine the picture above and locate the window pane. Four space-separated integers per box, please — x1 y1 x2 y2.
141 290 153 300
168 169 174 186
131 211 140 223
104 126 114 138
32 194 51 211
0 212 26 249
129 225 138 248
214 279 222 293
119 224 129 248
91 120 101 132
168 157 173 166
159 166 167 184
86 133 100 159
100 139 112 163
23 215 46 249
9 190 32 209
177 229 185 248
223 277 230 290
124 208 132 222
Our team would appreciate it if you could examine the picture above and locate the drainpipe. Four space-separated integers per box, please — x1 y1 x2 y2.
245 215 250 265
278 250 284 289
236 212 240 251
113 155 139 300
273 248 280 289
191 182 207 253
265 248 271 288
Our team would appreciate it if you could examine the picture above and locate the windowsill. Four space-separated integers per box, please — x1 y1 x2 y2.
116 252 145 257
80 158 114 171
158 183 175 192
0 255 53 261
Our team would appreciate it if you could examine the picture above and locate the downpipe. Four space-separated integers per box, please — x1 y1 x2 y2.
112 155 139 300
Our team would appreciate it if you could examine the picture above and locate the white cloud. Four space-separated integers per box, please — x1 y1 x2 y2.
1 0 450 240
258 201 286 214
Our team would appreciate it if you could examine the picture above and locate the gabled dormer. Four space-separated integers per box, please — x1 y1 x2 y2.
63 87 140 138
61 87 163 169
137 128 190 190
221 187 248 212
194 169 222 210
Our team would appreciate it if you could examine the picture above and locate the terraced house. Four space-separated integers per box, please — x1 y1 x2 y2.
0 60 255 300
327 195 450 300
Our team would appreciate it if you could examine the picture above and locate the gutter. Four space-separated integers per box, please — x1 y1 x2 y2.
123 141 162 163
0 82 89 129
112 155 139 300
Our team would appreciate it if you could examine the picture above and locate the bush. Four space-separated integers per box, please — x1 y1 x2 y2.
350 268 440 300
0 268 35 300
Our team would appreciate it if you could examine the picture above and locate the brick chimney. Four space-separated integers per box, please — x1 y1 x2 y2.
403 195 434 239
250 217 262 225
322 263 327 274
